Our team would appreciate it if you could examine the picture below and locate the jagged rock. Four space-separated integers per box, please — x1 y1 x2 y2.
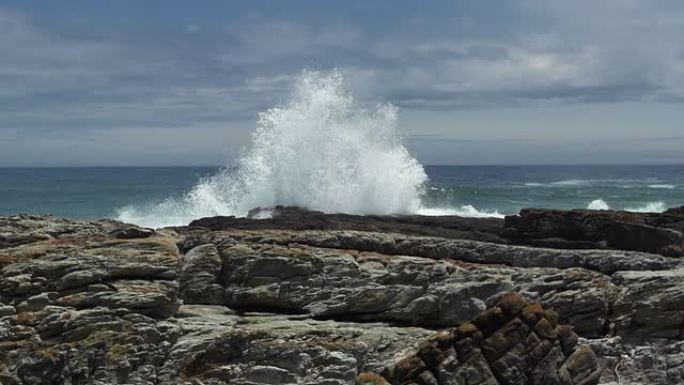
368 293 601 385
504 208 684 257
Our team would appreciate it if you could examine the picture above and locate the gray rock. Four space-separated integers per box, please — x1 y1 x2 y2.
16 292 54 312
2 211 684 385
0 305 16 317
179 244 226 305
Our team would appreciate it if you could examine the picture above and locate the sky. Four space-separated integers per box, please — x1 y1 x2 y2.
1 0 684 166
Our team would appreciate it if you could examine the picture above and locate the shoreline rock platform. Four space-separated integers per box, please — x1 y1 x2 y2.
1 206 684 384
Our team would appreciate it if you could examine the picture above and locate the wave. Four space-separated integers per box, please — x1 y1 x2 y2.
587 199 610 210
585 199 668 213
524 179 616 187
417 205 504 218
526 179 677 188
117 70 428 228
625 201 667 213
551 179 590 186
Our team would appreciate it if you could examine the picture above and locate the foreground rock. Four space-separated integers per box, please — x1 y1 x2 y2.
363 292 601 385
2 208 684 384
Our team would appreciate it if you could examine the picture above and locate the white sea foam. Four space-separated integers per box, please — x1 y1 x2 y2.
417 205 504 218
552 179 590 186
648 184 676 189
625 201 668 213
587 199 610 210
117 71 429 228
585 199 669 213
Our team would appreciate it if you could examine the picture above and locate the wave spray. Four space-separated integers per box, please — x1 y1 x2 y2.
117 71 428 227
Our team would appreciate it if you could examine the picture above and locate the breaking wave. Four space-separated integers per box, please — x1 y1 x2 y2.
417 205 504 218
117 71 429 227
625 201 668 213
587 199 610 210
586 199 667 213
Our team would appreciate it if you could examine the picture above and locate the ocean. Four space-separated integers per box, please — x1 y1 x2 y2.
1 165 683 227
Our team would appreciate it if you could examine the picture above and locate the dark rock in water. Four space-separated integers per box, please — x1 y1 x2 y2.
2 210 684 384
504 207 684 257
365 292 601 385
187 205 507 244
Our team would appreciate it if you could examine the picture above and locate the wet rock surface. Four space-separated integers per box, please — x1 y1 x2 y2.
504 208 684 257
1 208 684 384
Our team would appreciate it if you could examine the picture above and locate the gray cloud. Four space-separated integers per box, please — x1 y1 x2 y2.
1 2 684 166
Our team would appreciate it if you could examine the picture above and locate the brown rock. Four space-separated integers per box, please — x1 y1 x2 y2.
375 292 600 385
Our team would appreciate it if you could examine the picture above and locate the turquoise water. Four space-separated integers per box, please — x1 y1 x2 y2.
420 165 684 215
0 165 683 222
0 167 217 219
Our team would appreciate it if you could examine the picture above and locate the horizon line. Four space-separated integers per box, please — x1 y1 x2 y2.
1 163 684 169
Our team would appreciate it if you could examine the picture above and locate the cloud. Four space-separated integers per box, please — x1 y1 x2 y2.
1 1 684 165
4 2 684 120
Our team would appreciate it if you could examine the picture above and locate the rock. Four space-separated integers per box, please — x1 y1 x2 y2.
2 209 684 384
504 208 684 257
179 244 224 305
108 225 155 239
213 236 621 336
186 205 507 244
16 292 54 312
0 215 181 318
158 305 433 385
186 229 681 275
0 305 15 317
373 293 601 385
245 365 297 384
611 268 684 338
584 337 684 385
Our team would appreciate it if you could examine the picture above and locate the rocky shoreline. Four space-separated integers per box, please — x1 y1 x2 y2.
1 206 684 384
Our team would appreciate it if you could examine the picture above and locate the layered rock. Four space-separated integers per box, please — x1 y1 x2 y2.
363 293 601 385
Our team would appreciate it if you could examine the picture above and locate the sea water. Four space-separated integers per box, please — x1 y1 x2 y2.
1 165 683 227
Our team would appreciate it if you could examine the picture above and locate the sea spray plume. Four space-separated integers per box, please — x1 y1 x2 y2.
117 71 428 227
587 199 610 210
